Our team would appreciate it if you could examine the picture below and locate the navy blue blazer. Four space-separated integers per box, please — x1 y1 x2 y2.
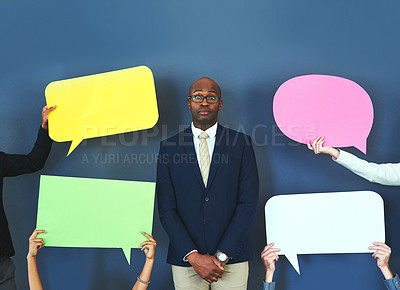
156 124 259 266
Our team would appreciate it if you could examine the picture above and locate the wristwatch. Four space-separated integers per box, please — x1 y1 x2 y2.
215 250 230 263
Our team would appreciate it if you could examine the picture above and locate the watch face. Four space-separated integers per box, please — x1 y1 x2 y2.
219 253 227 261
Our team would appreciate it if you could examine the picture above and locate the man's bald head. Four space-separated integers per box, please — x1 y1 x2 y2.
189 77 221 98
187 77 223 130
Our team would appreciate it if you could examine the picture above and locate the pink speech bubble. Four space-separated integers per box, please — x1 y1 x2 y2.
273 75 374 154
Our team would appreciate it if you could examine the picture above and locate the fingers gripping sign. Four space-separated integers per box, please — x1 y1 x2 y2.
28 229 47 258
139 232 157 260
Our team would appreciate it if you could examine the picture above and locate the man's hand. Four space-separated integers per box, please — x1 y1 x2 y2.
261 243 280 283
187 252 224 283
41 105 56 130
27 229 46 260
369 242 394 280
307 137 340 159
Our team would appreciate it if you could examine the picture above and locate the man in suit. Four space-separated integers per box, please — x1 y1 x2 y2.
0 105 54 289
156 77 259 289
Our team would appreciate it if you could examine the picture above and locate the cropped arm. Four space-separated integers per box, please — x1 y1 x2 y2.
334 150 400 186
2 127 52 177
27 257 43 290
132 259 154 290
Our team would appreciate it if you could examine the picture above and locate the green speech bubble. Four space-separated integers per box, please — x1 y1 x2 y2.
36 175 155 264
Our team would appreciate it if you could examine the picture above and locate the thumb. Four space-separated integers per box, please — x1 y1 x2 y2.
213 258 224 270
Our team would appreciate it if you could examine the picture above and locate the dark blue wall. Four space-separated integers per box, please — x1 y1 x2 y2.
1 1 399 289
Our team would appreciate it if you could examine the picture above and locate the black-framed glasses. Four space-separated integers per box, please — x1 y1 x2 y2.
189 95 222 104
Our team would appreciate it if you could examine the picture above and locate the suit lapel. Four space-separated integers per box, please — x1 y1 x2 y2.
182 126 206 190
206 124 227 192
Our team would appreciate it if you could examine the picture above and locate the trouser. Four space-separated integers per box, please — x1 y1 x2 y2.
172 261 248 290
0 257 16 290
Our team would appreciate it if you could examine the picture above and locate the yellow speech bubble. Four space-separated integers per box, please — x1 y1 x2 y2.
45 66 158 156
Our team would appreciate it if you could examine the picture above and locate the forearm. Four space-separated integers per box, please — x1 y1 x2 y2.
264 269 274 283
25 127 53 169
218 140 259 258
380 265 394 280
158 209 197 258
132 259 154 290
27 257 43 290
217 203 257 258
334 150 400 185
325 147 340 159
156 146 198 259
3 127 52 176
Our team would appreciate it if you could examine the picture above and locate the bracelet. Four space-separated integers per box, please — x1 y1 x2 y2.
137 276 150 285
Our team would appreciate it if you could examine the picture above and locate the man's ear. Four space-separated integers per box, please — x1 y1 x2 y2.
218 100 223 111
188 98 192 110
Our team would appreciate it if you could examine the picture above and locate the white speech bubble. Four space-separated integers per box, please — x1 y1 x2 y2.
265 191 385 274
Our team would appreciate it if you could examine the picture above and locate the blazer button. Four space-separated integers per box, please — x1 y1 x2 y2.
205 197 210 202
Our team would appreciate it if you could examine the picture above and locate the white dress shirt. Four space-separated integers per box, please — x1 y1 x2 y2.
191 122 218 164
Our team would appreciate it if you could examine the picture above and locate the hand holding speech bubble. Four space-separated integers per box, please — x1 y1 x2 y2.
265 191 385 274
36 175 156 264
45 66 158 156
273 75 374 154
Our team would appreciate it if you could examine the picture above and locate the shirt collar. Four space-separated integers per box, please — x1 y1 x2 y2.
191 122 218 139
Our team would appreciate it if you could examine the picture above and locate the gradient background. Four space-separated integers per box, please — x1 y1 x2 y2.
0 1 399 289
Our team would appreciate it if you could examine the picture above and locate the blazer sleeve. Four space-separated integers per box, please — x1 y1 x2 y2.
217 135 259 260
156 142 198 260
1 127 53 177
334 150 400 186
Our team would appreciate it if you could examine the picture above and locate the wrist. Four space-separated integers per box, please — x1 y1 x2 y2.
380 265 393 280
27 254 36 260
264 270 274 283
330 148 340 159
137 276 150 285
145 256 155 262
186 252 200 264
215 250 230 263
